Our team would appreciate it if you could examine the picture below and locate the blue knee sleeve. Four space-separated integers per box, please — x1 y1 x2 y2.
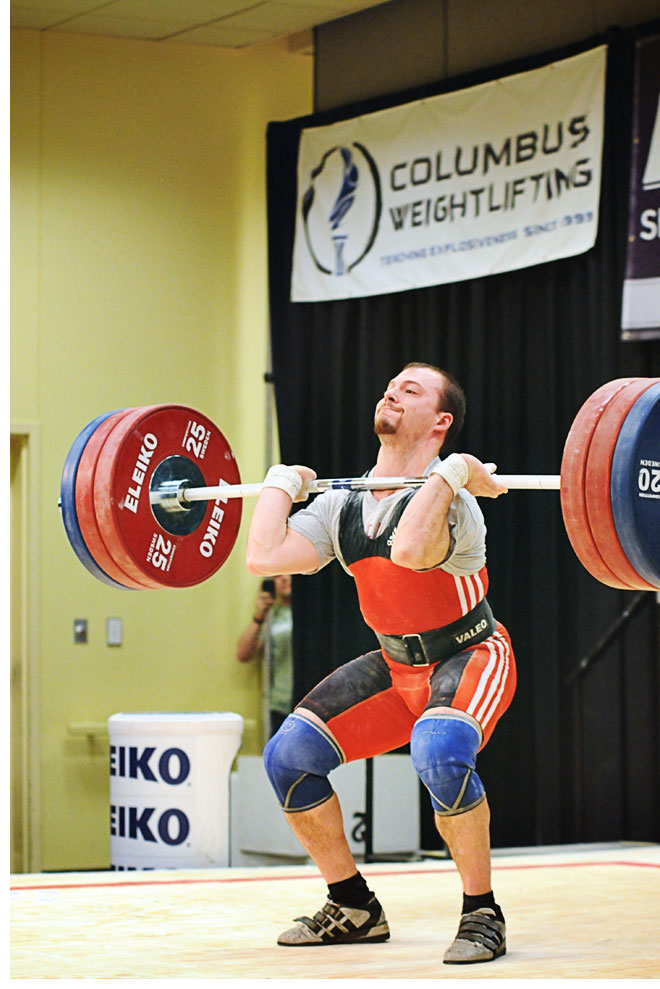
410 713 485 816
263 713 343 812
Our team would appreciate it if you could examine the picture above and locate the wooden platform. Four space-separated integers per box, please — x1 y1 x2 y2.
10 843 660 979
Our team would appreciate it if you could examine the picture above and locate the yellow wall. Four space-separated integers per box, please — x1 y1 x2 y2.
10 28 312 871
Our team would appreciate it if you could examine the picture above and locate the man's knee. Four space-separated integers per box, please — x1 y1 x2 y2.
263 712 342 812
410 711 485 816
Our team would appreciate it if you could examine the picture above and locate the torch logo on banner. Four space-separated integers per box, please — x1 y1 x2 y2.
301 143 382 277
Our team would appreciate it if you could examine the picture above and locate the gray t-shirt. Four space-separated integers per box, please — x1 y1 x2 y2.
288 457 487 577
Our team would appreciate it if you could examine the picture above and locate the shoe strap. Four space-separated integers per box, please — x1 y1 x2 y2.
456 910 505 950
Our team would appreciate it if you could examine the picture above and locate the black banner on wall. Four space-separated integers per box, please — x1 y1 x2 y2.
621 33 660 341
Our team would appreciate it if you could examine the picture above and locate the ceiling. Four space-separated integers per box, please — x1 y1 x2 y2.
10 0 393 49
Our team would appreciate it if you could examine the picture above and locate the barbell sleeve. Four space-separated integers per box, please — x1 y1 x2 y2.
492 475 561 490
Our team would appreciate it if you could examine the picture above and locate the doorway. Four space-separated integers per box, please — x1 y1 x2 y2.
10 430 40 873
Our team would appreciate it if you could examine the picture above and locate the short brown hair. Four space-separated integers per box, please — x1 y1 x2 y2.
402 362 466 450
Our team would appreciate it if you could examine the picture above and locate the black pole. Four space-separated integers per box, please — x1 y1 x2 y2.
565 592 649 685
364 757 374 861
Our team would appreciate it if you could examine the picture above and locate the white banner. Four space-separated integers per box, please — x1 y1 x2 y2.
621 34 660 341
291 46 607 302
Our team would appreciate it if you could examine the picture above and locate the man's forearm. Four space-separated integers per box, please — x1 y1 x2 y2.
389 473 453 570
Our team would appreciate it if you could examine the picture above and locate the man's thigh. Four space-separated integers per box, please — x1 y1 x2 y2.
426 624 516 748
297 650 418 761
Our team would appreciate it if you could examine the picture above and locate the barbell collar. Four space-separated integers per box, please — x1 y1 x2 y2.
149 478 196 513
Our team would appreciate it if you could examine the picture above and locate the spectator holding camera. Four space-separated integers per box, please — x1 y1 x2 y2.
237 574 293 737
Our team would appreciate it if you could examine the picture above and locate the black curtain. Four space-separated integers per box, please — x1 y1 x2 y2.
266 25 660 847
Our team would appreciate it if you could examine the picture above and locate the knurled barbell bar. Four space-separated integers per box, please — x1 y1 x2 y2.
59 377 660 591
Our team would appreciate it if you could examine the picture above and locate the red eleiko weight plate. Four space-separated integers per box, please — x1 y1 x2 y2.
585 378 658 591
75 409 163 590
93 405 242 588
560 378 642 589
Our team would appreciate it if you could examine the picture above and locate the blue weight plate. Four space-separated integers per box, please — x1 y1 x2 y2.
60 411 133 589
611 381 660 588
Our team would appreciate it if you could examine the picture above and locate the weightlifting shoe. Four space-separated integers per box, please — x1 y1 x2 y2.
277 895 390 946
443 907 506 963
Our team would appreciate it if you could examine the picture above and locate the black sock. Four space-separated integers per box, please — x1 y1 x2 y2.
328 872 373 908
462 891 504 922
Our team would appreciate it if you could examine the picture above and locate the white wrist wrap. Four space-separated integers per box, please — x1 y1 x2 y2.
430 454 469 495
263 464 303 501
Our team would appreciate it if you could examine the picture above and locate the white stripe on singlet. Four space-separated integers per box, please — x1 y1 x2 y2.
468 631 511 730
472 570 485 601
465 574 477 610
453 572 485 615
454 575 470 614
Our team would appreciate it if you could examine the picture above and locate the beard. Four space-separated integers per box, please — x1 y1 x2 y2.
374 408 399 436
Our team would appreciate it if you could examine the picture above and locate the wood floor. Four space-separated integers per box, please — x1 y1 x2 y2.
10 843 660 980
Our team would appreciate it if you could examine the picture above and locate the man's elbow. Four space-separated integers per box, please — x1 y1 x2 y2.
390 544 428 570
246 547 286 576
390 537 448 571
245 549 269 575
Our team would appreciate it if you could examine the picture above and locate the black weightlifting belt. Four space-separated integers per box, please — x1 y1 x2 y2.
376 598 496 667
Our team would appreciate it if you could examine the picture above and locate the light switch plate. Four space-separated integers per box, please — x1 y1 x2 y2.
106 617 122 646
74 619 88 644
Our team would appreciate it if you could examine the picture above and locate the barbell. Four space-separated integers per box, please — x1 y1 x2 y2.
59 377 660 592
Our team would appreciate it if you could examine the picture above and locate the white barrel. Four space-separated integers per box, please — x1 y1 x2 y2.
108 712 243 871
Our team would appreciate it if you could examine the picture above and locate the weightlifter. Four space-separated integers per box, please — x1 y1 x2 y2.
246 362 516 964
